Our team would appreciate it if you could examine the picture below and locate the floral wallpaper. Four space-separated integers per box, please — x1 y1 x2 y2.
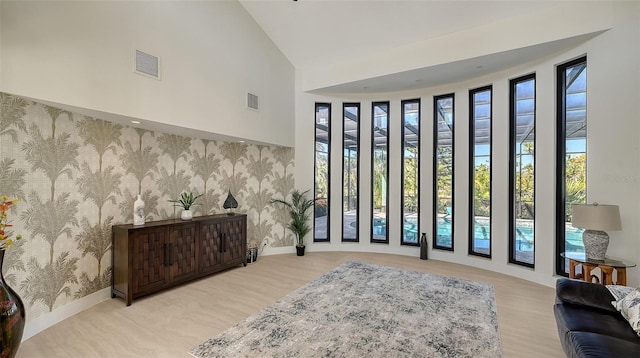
0 92 295 321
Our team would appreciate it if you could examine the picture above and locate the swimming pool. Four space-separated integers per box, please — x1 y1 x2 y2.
377 216 584 251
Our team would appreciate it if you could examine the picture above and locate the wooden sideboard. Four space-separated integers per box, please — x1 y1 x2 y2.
112 214 247 305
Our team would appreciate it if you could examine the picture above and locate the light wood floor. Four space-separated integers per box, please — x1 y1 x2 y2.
17 252 565 358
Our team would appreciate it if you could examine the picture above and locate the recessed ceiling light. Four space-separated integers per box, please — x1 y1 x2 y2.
239 140 245 143
131 120 141 124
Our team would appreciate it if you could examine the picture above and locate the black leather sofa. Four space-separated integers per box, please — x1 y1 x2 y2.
554 278 640 357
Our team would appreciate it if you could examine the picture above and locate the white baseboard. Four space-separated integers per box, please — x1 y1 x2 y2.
22 287 112 341
260 246 295 256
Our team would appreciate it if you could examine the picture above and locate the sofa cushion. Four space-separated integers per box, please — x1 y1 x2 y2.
556 278 617 313
606 284 634 301
613 287 640 336
566 332 640 358
554 303 640 343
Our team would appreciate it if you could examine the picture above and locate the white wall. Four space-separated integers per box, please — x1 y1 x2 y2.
295 2 640 288
0 2 3 87
0 1 295 147
298 2 613 93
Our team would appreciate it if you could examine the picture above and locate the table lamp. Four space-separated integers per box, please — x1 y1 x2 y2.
571 203 621 261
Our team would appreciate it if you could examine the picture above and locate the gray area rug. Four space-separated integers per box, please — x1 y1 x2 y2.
190 261 502 358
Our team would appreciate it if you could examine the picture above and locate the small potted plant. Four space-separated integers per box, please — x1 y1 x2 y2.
169 192 203 220
271 189 316 256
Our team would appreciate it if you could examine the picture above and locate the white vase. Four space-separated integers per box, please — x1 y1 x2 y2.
133 195 145 226
181 209 193 220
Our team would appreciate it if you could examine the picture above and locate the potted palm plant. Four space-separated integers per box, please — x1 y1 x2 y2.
271 189 315 256
169 191 203 220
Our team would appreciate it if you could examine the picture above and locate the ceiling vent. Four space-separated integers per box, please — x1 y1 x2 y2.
135 50 160 79
247 92 259 111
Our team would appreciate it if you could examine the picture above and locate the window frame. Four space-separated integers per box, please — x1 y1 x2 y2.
555 56 587 275
314 102 331 243
401 99 421 246
371 101 390 244
509 73 536 268
342 102 360 242
433 93 455 251
468 85 493 258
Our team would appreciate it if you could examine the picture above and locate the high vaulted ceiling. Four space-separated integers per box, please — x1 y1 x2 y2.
239 0 596 93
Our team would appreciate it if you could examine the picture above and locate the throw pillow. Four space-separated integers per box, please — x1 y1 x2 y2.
612 287 640 336
607 284 635 301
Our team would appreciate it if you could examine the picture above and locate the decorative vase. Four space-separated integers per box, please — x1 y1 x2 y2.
420 232 428 260
0 250 25 358
246 246 258 263
223 189 238 215
133 195 145 226
181 209 193 220
296 245 305 256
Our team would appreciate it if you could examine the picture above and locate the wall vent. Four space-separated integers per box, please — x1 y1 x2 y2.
247 92 259 111
135 50 160 79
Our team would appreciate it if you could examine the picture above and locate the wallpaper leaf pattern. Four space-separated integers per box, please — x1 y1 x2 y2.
190 140 221 216
118 129 160 221
0 93 294 322
0 93 28 143
157 134 192 218
73 117 123 298
271 147 295 246
0 158 27 201
219 142 248 198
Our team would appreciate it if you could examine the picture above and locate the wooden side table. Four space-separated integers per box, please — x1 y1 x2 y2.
562 252 636 286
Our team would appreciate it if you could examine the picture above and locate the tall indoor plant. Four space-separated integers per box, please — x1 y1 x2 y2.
0 196 25 358
272 189 315 256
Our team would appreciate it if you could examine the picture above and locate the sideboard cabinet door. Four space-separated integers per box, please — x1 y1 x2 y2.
222 215 247 267
168 224 197 283
132 227 168 297
198 220 223 275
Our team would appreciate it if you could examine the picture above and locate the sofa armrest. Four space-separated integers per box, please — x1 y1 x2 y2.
556 278 618 313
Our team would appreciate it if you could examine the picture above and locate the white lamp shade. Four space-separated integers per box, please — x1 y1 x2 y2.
571 203 622 231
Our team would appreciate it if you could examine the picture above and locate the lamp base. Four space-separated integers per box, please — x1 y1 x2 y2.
582 229 609 261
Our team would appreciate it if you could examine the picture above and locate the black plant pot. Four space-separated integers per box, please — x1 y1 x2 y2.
296 245 305 256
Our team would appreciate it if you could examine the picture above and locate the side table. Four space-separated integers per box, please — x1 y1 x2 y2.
561 252 636 286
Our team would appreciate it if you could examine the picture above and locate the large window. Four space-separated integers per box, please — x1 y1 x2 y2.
510 74 536 267
372 102 389 243
469 86 492 257
402 99 420 245
556 57 587 275
343 103 360 242
314 103 331 242
434 94 454 250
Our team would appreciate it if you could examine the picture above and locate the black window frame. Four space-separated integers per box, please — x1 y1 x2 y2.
555 56 587 275
509 73 536 268
401 98 421 246
314 102 331 243
342 102 360 242
468 85 493 258
433 93 455 251
371 101 390 244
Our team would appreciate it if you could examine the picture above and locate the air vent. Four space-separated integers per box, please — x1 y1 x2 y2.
247 92 259 111
135 50 160 79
